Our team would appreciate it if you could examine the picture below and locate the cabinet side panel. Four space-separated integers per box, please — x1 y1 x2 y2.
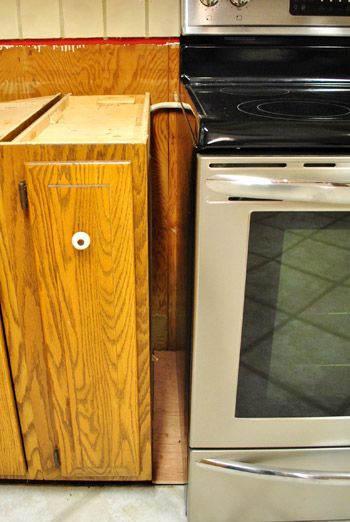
130 144 152 480
26 161 141 478
0 319 27 476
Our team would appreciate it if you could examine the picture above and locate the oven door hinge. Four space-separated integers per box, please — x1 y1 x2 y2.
18 180 29 211
53 448 61 469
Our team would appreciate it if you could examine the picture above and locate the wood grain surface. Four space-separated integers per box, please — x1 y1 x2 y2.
0 144 49 479
0 318 27 477
0 42 188 354
152 351 187 484
0 45 168 102
150 110 169 351
0 142 151 481
16 95 149 144
0 42 193 483
26 162 140 478
0 94 61 141
168 45 194 354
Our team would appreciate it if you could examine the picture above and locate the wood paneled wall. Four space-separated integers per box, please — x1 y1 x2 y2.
0 41 193 354
0 42 193 482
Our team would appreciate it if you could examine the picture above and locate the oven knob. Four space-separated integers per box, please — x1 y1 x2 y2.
199 0 219 6
230 0 250 7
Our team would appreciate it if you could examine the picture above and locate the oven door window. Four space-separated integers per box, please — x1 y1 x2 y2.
236 211 350 418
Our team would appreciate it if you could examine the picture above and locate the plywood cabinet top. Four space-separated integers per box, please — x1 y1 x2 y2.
12 94 150 144
0 94 61 142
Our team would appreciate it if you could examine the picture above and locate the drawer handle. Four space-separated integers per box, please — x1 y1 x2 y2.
72 231 91 251
200 458 350 484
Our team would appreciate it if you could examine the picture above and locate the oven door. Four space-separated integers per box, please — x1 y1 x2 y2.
191 155 350 448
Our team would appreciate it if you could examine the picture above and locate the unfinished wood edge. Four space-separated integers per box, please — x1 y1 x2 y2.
13 94 71 143
143 93 151 141
13 94 150 145
152 478 187 485
133 93 150 143
96 96 136 105
152 351 188 484
176 350 189 481
14 137 149 145
130 94 150 144
0 93 63 143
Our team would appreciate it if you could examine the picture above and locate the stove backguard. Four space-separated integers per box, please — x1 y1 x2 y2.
180 36 350 84
182 0 350 36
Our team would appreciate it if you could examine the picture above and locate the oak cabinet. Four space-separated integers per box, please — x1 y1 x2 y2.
0 94 151 480
0 323 27 477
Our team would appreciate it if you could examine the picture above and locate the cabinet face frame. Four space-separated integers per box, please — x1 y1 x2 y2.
0 141 151 481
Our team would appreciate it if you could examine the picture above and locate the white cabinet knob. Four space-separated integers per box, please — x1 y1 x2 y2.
72 231 91 250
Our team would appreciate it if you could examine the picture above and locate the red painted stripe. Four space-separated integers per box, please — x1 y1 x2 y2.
0 37 179 47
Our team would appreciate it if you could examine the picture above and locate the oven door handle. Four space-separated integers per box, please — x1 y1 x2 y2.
206 174 350 204
200 458 350 484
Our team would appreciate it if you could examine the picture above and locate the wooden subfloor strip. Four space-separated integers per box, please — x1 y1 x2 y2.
152 351 188 484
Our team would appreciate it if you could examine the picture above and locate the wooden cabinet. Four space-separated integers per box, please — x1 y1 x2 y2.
0 322 27 477
0 94 151 480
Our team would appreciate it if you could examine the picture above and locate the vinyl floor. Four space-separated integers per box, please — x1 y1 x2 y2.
0 484 187 522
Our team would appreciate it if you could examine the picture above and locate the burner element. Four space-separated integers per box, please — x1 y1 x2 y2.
238 99 350 121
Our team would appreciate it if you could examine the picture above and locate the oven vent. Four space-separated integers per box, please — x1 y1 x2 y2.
303 163 336 168
209 163 287 169
228 197 278 202
209 162 339 170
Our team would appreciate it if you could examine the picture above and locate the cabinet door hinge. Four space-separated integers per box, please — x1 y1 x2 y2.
53 448 61 469
18 181 29 211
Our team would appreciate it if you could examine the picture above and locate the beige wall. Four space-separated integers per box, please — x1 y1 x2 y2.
0 0 180 39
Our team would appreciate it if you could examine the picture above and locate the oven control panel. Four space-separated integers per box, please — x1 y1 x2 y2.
183 0 350 34
200 0 250 5
291 0 350 16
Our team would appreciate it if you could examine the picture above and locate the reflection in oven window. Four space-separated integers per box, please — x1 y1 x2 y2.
235 211 350 418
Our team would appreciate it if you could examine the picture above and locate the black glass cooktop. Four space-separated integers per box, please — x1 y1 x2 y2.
184 81 350 151
180 36 350 152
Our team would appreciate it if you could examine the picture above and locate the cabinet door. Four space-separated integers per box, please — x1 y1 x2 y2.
26 161 147 479
0 320 26 477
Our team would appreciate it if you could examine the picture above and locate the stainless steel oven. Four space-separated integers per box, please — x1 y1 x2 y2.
181 1 350 519
192 155 350 449
189 156 350 521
